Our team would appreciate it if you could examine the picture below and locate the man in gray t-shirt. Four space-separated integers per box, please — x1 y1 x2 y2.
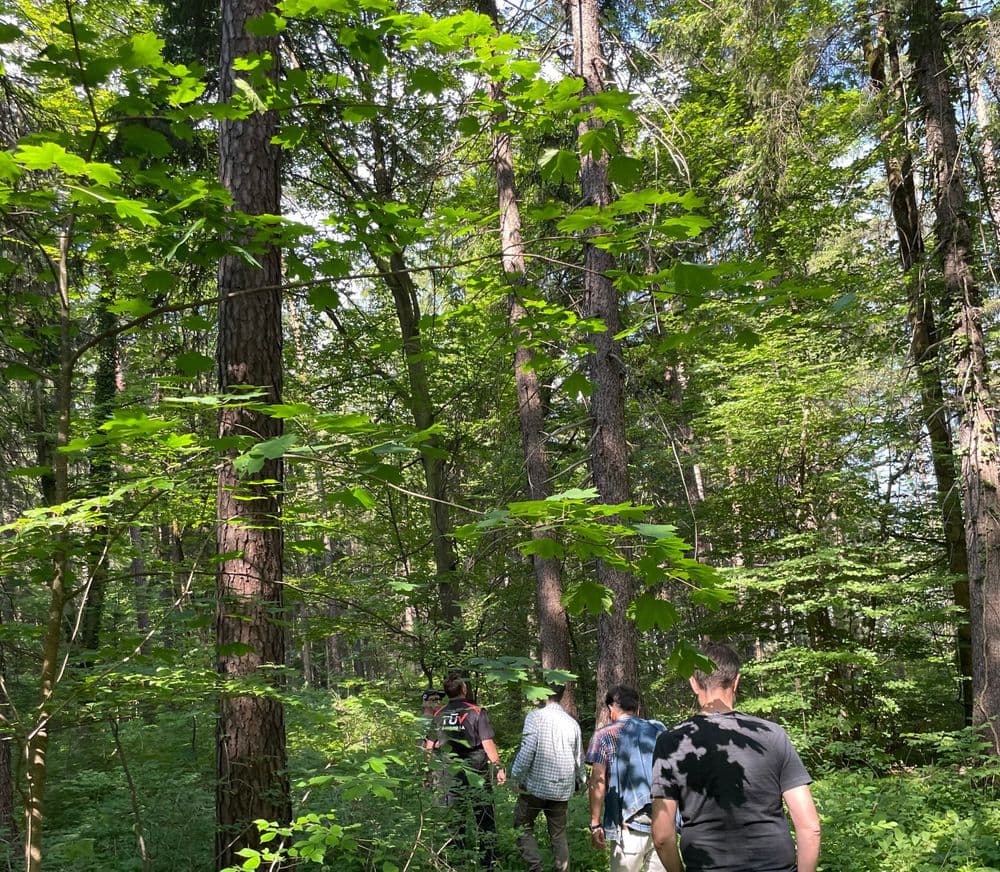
650 644 821 872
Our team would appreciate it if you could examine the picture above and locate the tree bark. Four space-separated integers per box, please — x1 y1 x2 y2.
478 0 576 716
867 9 973 723
909 0 1000 751
215 0 291 864
567 0 639 725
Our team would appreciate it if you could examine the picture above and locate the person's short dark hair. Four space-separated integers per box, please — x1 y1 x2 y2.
604 685 639 713
693 643 741 690
421 689 444 703
546 684 566 703
443 672 467 699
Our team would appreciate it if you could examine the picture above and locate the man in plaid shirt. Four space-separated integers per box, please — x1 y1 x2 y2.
510 685 587 871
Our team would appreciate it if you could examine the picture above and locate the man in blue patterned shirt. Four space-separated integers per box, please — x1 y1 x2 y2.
587 686 667 872
510 685 587 871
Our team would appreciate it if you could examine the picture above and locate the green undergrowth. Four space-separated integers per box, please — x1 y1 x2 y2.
13 690 1000 870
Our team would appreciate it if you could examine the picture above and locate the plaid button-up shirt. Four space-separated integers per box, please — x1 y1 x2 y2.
510 701 587 801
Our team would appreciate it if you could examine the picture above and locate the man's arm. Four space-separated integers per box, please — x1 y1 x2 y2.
783 784 821 872
587 761 607 849
651 798 683 872
481 737 507 784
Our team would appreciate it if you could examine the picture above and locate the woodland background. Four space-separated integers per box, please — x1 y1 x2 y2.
0 0 999 868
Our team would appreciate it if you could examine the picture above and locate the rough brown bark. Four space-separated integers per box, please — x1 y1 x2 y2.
867 10 973 723
567 0 639 725
215 0 291 864
910 0 1000 751
478 0 575 716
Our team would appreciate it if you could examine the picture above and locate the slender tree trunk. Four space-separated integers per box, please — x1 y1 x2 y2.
215 0 291 864
24 230 73 872
910 0 1000 751
478 0 575 715
567 0 639 724
130 527 151 655
364 122 462 642
867 10 973 723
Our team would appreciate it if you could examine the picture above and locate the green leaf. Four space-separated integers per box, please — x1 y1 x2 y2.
546 487 598 501
2 363 40 381
123 32 165 68
0 24 23 43
343 104 378 123
578 126 617 159
539 148 579 184
118 124 172 157
518 536 564 559
668 640 714 679
456 116 481 136
175 352 215 376
253 434 297 460
634 523 679 540
115 199 161 227
561 371 592 398
246 12 287 35
627 594 679 632
410 66 446 96
563 580 613 615
307 285 339 309
608 155 643 187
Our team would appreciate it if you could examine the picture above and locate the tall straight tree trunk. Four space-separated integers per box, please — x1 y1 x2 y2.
215 0 291 864
24 231 73 872
364 119 462 644
910 0 1000 751
867 8 973 724
478 0 575 715
567 0 639 724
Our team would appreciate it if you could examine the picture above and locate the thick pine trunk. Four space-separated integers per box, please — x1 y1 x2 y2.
867 10 973 724
215 0 291 865
910 0 1000 751
567 0 639 725
478 0 575 715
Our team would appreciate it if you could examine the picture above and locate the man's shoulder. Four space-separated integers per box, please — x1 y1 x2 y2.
590 719 624 743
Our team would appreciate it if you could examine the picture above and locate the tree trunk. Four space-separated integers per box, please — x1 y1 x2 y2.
215 0 291 864
866 9 973 723
24 231 73 872
130 527 151 655
909 0 1000 751
478 0 575 716
362 122 462 641
567 0 639 725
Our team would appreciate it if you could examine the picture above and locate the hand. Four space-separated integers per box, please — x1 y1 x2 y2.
590 827 606 849
495 767 507 785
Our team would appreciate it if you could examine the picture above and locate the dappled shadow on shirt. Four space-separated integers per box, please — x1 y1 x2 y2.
659 715 771 812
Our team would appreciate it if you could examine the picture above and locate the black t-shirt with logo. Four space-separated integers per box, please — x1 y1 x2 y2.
651 711 812 872
429 698 496 769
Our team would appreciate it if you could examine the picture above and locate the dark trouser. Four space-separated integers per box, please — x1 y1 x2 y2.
444 755 497 869
513 793 569 872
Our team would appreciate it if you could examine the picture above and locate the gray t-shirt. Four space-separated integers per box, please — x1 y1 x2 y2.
650 711 812 872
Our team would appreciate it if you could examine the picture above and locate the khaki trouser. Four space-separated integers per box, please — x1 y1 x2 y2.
513 792 569 872
610 825 667 872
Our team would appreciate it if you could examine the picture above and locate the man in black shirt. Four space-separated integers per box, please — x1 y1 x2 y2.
425 672 507 869
650 644 821 872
